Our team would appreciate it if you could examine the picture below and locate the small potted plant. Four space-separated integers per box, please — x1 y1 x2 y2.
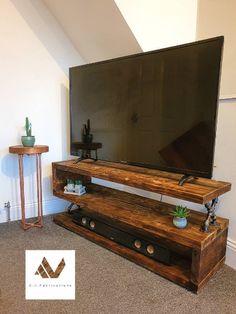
21 117 35 147
82 119 93 144
171 205 190 229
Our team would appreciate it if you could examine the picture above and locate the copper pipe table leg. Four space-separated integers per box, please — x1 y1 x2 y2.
36 153 43 227
9 145 49 230
18 154 26 229
18 153 44 230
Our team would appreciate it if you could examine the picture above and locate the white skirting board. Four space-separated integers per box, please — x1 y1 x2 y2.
226 238 236 270
0 198 69 223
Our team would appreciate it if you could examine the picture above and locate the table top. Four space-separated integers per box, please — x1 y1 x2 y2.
9 145 49 155
72 142 102 150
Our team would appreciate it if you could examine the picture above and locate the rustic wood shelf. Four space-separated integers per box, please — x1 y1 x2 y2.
53 159 231 204
52 159 231 292
54 184 228 250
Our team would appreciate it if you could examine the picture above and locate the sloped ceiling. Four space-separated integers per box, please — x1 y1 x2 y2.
43 0 142 63
114 0 198 51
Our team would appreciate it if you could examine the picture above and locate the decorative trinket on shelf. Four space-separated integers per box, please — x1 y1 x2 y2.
171 205 190 229
64 179 86 196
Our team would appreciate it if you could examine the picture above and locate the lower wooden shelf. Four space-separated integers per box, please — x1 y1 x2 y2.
53 210 227 293
54 212 193 290
53 183 228 251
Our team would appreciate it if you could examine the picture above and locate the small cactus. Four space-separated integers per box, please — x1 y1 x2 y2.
83 119 91 136
25 117 32 136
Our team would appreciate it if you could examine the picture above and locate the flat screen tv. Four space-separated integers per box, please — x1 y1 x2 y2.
69 36 223 178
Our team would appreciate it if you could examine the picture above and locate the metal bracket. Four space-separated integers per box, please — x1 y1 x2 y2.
67 203 81 214
201 197 218 232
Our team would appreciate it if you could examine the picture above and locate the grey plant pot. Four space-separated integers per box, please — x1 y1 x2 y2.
173 217 187 229
21 136 35 147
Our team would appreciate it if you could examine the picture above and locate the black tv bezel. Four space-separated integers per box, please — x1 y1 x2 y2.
69 36 224 179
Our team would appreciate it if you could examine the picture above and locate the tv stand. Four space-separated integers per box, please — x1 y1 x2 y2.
52 159 231 292
178 174 198 186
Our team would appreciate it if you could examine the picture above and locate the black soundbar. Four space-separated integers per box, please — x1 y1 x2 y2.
72 208 170 265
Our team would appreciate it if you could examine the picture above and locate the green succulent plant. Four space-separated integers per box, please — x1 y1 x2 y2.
171 205 190 218
83 119 91 136
25 117 32 136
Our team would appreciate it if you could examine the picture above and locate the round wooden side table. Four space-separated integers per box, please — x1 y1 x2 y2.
9 145 49 230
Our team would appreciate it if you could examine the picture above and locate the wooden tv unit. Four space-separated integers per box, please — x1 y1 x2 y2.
52 159 231 292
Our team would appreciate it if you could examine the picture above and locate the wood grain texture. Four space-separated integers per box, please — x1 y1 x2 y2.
9 145 49 155
52 160 231 204
53 183 228 250
54 213 194 291
191 228 228 285
192 256 226 293
52 159 230 292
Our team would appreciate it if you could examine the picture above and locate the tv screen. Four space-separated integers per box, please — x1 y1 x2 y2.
69 36 223 178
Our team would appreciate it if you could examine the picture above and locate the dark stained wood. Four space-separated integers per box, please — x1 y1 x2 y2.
52 160 231 204
9 145 49 155
54 213 194 291
53 183 228 250
191 228 228 285
52 159 230 292
193 257 226 292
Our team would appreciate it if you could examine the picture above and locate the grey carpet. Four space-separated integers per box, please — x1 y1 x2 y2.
0 215 236 314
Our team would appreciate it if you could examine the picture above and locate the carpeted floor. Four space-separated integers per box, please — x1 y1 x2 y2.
0 215 236 314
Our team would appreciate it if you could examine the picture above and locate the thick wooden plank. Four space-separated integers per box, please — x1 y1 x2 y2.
193 256 226 292
9 145 49 155
54 213 194 291
191 228 228 285
52 160 231 204
53 183 228 250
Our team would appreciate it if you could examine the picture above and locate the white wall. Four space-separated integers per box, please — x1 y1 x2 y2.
197 0 236 98
114 0 198 51
196 0 236 270
10 0 84 75
0 0 83 222
213 99 236 269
